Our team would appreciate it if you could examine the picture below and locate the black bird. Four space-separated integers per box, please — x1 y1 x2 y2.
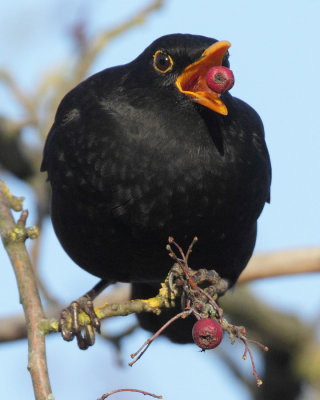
41 34 271 347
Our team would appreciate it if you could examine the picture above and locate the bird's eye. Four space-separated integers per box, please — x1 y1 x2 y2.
153 50 173 73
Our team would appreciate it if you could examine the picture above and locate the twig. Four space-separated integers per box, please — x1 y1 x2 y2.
1 241 319 345
0 69 38 123
0 306 60 343
167 236 198 291
129 309 192 366
0 181 24 211
38 0 165 141
98 388 162 400
185 236 198 262
166 238 268 386
0 181 53 400
240 335 264 387
74 0 164 82
39 284 172 335
100 323 139 365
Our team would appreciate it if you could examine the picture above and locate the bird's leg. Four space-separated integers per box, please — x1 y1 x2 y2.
59 279 112 350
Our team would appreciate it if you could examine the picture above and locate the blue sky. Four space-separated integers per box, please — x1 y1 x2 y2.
0 1 320 399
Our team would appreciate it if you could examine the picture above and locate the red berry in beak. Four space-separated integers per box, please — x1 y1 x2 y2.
206 66 234 94
192 318 223 350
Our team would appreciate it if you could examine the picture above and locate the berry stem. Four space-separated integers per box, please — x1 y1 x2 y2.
240 335 264 387
129 309 192 366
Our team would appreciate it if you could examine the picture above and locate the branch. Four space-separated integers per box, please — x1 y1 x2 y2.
1 245 320 344
238 247 320 283
0 182 53 400
0 307 60 343
0 70 38 123
40 281 174 335
73 0 164 82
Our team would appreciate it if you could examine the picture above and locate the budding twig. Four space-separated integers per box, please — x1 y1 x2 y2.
167 236 199 291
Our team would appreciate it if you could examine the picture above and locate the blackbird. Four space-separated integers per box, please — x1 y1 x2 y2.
41 34 271 347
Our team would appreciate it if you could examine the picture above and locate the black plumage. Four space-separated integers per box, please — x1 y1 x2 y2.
42 34 271 343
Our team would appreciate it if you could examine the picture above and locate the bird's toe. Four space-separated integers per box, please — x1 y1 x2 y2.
59 296 100 349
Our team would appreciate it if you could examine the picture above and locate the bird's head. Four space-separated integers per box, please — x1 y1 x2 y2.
130 34 234 116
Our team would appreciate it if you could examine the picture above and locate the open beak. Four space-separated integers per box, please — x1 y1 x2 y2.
176 41 231 115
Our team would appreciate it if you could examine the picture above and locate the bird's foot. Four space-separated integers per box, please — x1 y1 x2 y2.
168 265 229 321
59 294 100 350
166 237 229 310
168 263 183 292
191 268 229 297
168 264 229 300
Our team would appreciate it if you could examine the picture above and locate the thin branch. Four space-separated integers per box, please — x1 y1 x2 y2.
98 388 162 400
0 182 53 400
0 285 133 343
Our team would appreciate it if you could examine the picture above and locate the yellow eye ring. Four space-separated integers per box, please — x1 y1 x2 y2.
153 50 173 73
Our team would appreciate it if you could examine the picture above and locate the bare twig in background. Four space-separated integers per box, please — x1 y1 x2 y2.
239 247 320 283
98 388 162 400
73 0 164 83
0 70 37 122
38 0 165 140
0 182 52 400
100 323 139 366
220 287 320 399
0 308 59 343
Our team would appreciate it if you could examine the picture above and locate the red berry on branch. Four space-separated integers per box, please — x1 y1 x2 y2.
206 66 234 94
192 318 223 350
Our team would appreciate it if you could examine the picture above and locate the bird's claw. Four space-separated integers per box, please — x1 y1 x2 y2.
168 263 183 292
59 295 100 350
192 268 229 296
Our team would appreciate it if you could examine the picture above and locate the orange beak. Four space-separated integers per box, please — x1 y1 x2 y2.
176 41 231 115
